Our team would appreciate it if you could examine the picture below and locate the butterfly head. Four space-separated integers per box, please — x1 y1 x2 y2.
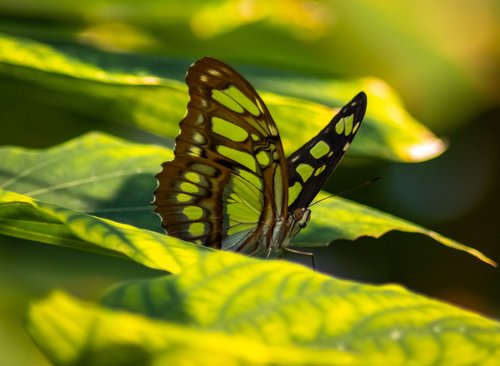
292 207 311 229
283 207 311 244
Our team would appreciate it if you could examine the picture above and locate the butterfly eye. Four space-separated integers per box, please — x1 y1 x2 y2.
293 208 311 228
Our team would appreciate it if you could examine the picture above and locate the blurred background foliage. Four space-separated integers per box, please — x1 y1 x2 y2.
0 1 498 365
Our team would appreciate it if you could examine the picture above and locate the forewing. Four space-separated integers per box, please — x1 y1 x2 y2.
286 92 367 212
154 57 288 253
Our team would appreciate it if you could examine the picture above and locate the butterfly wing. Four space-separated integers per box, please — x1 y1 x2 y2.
154 57 288 254
286 92 367 212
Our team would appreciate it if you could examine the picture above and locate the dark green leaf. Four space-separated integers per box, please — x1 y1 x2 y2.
0 133 494 266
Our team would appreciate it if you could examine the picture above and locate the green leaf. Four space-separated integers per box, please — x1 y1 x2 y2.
0 189 211 274
295 193 497 267
255 77 446 162
0 131 164 231
27 291 352 366
0 32 444 162
0 133 494 266
27 253 500 365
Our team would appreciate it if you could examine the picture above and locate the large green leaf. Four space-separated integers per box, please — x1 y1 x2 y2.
1 4 496 366
253 76 445 162
27 252 500 365
1 0 495 132
27 291 351 366
0 133 494 266
0 189 211 274
297 194 496 267
0 132 164 231
0 32 445 162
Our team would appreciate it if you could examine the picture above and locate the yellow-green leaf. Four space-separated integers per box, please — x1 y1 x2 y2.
0 188 211 274
0 133 494 266
296 192 497 267
27 253 500 365
0 32 444 162
27 291 353 366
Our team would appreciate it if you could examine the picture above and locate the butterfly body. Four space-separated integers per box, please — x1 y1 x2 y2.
154 57 366 257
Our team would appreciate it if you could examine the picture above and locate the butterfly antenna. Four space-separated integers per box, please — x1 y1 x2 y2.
309 176 381 208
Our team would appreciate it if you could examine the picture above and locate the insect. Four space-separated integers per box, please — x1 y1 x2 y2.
154 57 366 258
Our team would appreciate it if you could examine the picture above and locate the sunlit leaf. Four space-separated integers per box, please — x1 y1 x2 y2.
27 253 500 365
1 3 497 366
254 76 446 162
0 132 164 231
0 133 494 266
27 291 352 366
0 189 211 274
296 193 496 267
0 32 444 162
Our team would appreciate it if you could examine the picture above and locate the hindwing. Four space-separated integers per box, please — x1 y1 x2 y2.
286 92 367 212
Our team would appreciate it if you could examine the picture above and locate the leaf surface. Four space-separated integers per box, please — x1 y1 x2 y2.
0 189 210 274
0 133 494 266
26 253 500 365
0 32 444 162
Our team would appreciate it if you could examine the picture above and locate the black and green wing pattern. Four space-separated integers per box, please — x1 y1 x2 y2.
154 57 367 256
286 92 366 212
154 57 288 255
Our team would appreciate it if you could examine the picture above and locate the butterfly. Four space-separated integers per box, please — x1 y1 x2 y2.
154 57 366 258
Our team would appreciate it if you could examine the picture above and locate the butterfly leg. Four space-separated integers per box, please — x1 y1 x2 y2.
283 247 316 270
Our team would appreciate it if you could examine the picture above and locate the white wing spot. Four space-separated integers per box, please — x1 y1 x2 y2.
200 74 209 82
199 98 208 108
192 131 206 145
207 69 222 77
